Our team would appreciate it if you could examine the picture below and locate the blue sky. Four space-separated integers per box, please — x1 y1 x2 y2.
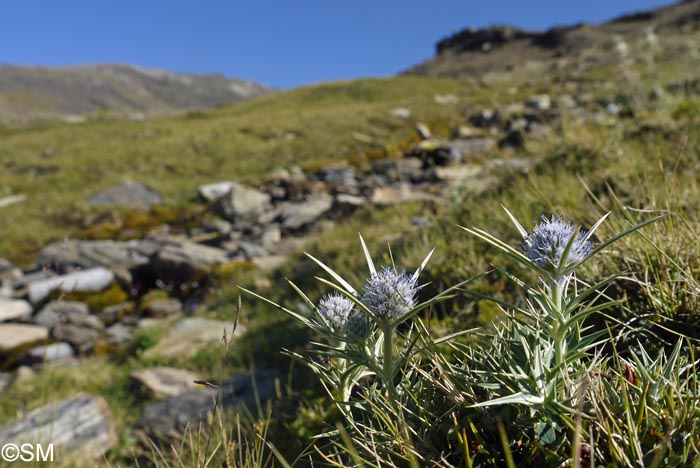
0 0 677 89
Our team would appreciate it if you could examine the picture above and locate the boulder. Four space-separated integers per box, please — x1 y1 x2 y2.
34 300 90 328
409 138 496 166
21 342 75 365
0 298 32 322
131 366 200 400
141 299 183 318
28 267 114 304
0 394 116 458
38 239 156 272
136 369 283 440
0 324 49 353
525 94 552 110
52 325 101 353
371 158 425 183
220 182 272 222
315 167 357 193
151 238 229 283
143 317 241 359
197 181 235 202
86 180 162 210
280 195 333 232
0 258 22 282
370 184 436 206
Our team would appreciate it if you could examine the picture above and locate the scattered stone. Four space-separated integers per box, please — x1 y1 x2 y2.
136 368 282 440
38 239 157 272
370 183 435 206
0 194 26 209
12 366 35 385
469 108 497 128
53 324 101 353
389 107 411 118
201 218 232 236
525 94 552 110
237 241 268 259
143 317 241 359
453 125 483 139
0 258 22 282
372 158 425 183
197 181 235 202
98 303 133 326
131 367 200 400
334 193 366 214
152 238 230 281
252 255 289 271
28 267 114 304
415 123 432 140
142 299 183 319
606 102 622 115
315 167 357 192
34 300 90 328
220 182 272 221
106 323 133 345
0 324 49 353
281 195 333 232
87 180 163 210
490 158 533 174
411 138 496 165
21 342 74 365
0 298 32 322
0 394 117 458
434 94 458 105
260 225 282 250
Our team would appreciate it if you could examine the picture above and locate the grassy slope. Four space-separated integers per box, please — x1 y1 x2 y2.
0 76 487 263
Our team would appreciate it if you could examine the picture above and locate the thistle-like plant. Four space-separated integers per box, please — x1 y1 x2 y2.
458 207 660 409
241 234 475 427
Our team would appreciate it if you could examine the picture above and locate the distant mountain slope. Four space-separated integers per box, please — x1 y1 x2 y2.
0 64 271 124
404 0 700 83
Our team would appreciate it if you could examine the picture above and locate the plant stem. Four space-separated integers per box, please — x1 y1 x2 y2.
382 322 396 401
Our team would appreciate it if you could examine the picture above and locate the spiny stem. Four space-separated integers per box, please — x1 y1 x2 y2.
382 322 396 402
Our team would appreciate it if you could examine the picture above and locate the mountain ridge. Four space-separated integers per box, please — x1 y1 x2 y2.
0 63 271 124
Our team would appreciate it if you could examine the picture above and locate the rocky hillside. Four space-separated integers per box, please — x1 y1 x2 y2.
0 64 271 124
405 0 700 82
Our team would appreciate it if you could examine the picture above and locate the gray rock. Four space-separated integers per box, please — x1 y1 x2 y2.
371 158 424 183
410 138 496 166
370 183 436 206
143 317 242 359
252 255 289 271
142 299 183 318
28 267 114 304
415 123 432 140
260 225 282 250
197 181 235 202
131 366 199 400
525 94 552 110
52 324 101 352
0 394 116 458
0 372 10 392
281 195 333 232
0 194 26 209
201 218 233 236
0 258 22 282
334 194 366 215
21 342 74 365
389 107 411 119
220 182 272 221
136 369 282 440
35 300 90 327
98 303 133 326
0 298 32 322
315 167 357 191
152 238 230 280
0 324 49 353
87 180 162 209
237 241 268 259
38 239 156 272
106 323 134 345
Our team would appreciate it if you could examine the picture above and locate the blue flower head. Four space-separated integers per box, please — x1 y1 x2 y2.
522 215 591 273
318 293 355 333
361 266 418 321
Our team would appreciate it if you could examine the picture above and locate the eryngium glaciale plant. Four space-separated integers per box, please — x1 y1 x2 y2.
242 234 474 423
457 207 659 410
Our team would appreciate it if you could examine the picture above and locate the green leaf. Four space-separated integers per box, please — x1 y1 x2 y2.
535 421 557 445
